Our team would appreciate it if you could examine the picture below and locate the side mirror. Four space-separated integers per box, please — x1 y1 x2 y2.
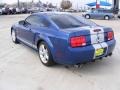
19 20 25 25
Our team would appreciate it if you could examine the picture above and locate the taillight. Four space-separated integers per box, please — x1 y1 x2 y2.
107 32 114 41
70 36 86 47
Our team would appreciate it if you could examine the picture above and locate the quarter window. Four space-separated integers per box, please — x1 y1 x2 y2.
25 15 50 27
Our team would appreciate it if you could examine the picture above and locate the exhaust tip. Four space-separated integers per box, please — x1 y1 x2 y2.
109 53 112 56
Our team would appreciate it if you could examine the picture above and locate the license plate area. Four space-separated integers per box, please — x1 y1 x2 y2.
95 48 104 57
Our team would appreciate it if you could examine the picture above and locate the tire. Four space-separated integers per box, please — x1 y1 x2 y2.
85 14 90 19
104 15 110 20
11 29 19 44
118 15 120 19
38 41 55 66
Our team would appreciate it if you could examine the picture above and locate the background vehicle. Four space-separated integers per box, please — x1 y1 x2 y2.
0 9 2 15
11 12 116 66
118 11 120 19
1 7 16 15
2 8 10 15
83 9 114 20
28 7 46 14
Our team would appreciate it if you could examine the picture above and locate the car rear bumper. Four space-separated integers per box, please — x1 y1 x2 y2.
54 39 116 65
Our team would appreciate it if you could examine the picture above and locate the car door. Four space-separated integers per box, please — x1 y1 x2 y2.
90 10 99 19
97 10 105 19
23 15 38 47
27 15 51 46
18 15 51 48
18 15 38 47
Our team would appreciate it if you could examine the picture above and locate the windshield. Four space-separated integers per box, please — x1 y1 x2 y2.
50 14 87 29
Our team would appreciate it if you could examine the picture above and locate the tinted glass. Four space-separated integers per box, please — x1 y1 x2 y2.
50 14 87 29
25 15 35 25
93 10 99 13
25 15 49 27
75 15 97 26
98 10 103 12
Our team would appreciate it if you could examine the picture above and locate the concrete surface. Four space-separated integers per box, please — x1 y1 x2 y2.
0 14 120 90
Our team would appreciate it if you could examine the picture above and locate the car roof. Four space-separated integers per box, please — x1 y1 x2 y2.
32 12 70 16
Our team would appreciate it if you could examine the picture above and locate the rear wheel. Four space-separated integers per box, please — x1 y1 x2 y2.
118 15 120 19
38 41 55 66
85 14 90 19
11 30 19 44
104 15 110 20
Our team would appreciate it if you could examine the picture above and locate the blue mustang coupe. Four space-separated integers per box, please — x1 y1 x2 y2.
11 12 116 66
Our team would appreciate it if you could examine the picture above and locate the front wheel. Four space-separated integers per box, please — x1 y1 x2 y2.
85 14 90 19
11 30 19 44
38 41 55 66
118 15 120 19
104 15 110 20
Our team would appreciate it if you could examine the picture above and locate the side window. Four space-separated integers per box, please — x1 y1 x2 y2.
25 15 50 27
99 10 103 13
94 10 98 13
25 15 35 25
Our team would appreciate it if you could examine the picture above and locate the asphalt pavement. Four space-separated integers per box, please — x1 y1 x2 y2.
0 14 120 90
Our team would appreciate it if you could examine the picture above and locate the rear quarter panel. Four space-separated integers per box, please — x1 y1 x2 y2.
103 13 114 19
34 27 69 62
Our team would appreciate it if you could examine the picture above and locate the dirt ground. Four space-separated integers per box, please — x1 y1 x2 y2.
0 14 120 90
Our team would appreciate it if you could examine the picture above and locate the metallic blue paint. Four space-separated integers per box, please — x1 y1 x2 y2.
11 12 116 65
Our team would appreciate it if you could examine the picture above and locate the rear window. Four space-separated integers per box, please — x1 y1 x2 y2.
75 16 97 26
49 14 87 29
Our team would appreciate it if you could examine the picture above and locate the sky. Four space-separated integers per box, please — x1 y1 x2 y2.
0 0 115 8
1 0 112 4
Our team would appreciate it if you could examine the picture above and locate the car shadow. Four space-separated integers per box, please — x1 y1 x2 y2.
20 43 116 77
52 58 114 76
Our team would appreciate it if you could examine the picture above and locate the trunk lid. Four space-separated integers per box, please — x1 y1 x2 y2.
61 26 107 45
